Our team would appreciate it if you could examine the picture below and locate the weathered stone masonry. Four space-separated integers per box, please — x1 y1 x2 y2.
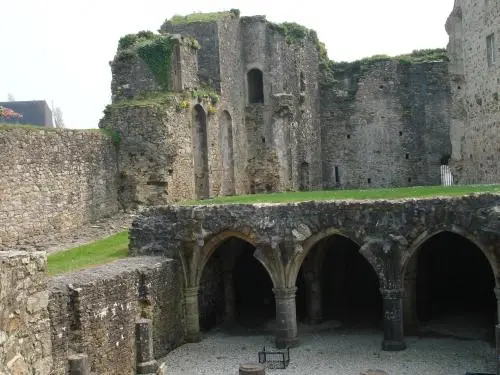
0 127 120 248
48 256 184 375
130 193 500 349
0 251 52 374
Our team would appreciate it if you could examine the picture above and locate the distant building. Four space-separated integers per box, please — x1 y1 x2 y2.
0 100 54 127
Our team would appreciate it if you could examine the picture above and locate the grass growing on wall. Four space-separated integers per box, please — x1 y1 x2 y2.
168 9 239 24
47 231 129 276
184 184 500 205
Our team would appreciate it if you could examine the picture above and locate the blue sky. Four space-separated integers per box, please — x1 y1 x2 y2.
1 0 455 129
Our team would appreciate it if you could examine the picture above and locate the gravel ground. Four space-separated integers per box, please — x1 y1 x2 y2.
159 324 496 375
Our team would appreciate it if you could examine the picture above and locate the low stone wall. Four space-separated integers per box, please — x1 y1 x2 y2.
0 251 52 374
0 126 120 248
48 256 184 375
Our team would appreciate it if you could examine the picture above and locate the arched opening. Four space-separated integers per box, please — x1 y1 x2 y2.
298 161 310 191
247 69 264 104
296 235 382 329
413 231 496 342
220 111 235 196
198 237 275 333
193 105 209 199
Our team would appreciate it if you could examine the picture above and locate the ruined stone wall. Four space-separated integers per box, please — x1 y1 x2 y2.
99 102 195 207
320 61 452 189
0 126 119 247
239 17 322 193
49 257 184 375
447 0 500 184
217 13 247 195
110 36 199 102
161 21 221 91
0 251 52 374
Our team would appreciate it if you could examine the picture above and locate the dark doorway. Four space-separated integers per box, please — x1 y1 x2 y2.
296 235 382 328
415 232 496 342
198 237 275 332
193 105 209 199
247 69 264 104
220 111 235 196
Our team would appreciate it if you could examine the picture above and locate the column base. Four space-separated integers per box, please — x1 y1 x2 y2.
382 339 406 351
185 332 202 343
276 336 299 349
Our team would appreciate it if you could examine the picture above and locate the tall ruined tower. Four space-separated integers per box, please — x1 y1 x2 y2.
446 0 500 184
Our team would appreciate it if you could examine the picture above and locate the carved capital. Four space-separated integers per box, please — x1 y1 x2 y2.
273 287 297 300
380 288 404 300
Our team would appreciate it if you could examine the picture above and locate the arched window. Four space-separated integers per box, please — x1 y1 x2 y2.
247 69 264 104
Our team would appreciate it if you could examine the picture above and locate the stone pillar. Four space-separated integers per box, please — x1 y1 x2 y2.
135 319 158 375
223 270 236 322
496 324 500 375
380 288 406 351
273 287 299 349
494 288 500 324
68 353 90 375
403 268 418 334
184 287 201 342
304 272 322 324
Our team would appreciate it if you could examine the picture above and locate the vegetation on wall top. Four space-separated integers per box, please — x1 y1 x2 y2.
320 48 449 98
168 9 239 24
268 21 319 46
115 31 199 91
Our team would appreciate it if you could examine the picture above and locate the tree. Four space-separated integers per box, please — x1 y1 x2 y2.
7 93 15 101
52 105 65 128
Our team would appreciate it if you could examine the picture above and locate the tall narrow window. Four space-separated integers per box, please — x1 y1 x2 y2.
247 69 264 104
487 33 496 67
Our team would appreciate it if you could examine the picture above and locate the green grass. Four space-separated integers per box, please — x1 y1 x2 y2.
47 231 129 276
184 184 500 205
169 11 227 24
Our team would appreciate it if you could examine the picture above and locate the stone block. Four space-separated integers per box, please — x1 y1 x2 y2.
360 370 388 375
239 363 265 374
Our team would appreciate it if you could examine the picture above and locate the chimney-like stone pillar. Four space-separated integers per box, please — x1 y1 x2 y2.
135 319 158 375
184 286 201 342
380 288 406 351
273 287 299 349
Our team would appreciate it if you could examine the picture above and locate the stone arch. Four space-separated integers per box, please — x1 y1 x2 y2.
291 228 382 326
287 228 367 287
403 226 498 284
196 230 277 288
193 104 209 199
402 226 498 337
220 110 235 196
247 68 264 104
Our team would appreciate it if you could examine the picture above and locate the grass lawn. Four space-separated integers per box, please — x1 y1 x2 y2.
185 184 500 205
47 231 129 276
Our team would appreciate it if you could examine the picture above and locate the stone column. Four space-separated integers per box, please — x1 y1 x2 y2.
136 319 158 375
304 272 322 324
496 324 500 375
68 353 90 375
273 287 299 349
494 288 500 324
184 287 201 342
403 267 418 334
380 288 406 351
223 270 236 323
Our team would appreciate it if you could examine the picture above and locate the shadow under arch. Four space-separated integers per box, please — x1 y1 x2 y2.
403 226 497 342
293 228 382 327
196 231 276 331
287 227 370 287
403 226 498 283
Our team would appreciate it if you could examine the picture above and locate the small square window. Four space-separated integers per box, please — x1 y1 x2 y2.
487 33 496 67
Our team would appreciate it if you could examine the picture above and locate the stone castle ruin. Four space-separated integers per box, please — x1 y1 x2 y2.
1 1 500 374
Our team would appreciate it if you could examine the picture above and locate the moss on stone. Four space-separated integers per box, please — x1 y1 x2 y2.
115 32 177 91
168 10 235 24
268 21 318 45
321 48 449 99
